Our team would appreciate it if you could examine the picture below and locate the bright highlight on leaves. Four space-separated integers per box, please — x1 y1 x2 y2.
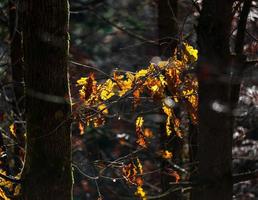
76 43 198 129
135 186 147 200
9 123 16 137
122 158 143 186
135 116 147 148
122 158 147 200
162 150 173 159
75 43 198 199
0 169 20 199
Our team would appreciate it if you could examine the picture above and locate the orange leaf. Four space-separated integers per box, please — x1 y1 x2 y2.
162 150 173 159
78 122 84 135
168 170 180 183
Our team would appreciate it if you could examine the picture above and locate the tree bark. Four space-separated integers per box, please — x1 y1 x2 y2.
21 0 72 199
157 1 181 199
192 0 234 200
157 0 178 58
9 0 25 175
9 0 24 109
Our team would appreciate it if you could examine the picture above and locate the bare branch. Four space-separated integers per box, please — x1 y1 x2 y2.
233 170 258 184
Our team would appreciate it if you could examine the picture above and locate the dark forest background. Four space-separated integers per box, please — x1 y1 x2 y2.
0 0 257 199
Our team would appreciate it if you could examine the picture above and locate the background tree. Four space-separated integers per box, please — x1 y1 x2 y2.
9 0 24 175
21 0 72 199
157 1 183 200
192 0 234 199
157 0 178 58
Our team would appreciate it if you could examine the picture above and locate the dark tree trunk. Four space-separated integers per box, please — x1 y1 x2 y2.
9 0 23 109
157 0 178 58
157 1 181 199
9 0 25 174
21 0 72 199
192 0 234 200
231 0 252 105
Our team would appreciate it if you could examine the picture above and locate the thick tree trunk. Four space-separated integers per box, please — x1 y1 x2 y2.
21 0 72 199
192 0 234 200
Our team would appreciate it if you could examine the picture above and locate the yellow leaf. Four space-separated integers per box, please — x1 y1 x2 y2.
137 158 143 175
184 43 198 62
76 77 88 86
100 79 116 100
126 72 135 81
135 69 148 79
0 187 10 200
9 123 16 137
98 103 108 115
118 79 133 96
162 104 172 117
136 117 147 147
135 186 147 200
166 116 172 136
100 90 115 100
159 74 167 86
136 117 144 127
150 85 159 92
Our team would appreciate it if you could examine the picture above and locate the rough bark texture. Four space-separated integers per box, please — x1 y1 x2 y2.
21 0 72 199
158 0 178 58
192 0 234 200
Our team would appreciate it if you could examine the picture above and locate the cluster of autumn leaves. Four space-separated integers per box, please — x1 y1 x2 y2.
0 169 20 200
76 43 198 199
1 43 198 200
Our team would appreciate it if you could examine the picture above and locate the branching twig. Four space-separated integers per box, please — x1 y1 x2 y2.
70 6 158 45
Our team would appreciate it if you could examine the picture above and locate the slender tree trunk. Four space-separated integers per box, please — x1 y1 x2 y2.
157 1 181 199
21 0 72 199
157 0 178 58
192 0 234 200
9 0 23 109
231 0 252 105
9 0 25 175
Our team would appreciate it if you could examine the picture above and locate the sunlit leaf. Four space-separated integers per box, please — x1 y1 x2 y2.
9 123 16 137
135 186 147 200
78 122 84 135
162 150 173 159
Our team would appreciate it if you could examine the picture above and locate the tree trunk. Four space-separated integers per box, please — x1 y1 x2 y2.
157 1 181 199
21 0 72 199
157 0 178 58
9 0 23 109
192 0 234 200
9 0 25 175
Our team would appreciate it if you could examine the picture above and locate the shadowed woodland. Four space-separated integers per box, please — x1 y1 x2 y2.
0 0 257 200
